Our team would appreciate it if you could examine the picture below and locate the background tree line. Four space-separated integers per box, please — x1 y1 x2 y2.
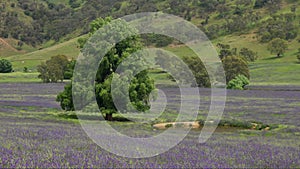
0 0 298 48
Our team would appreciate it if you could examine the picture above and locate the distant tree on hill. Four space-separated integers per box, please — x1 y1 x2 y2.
239 48 258 62
217 43 238 60
267 38 288 57
0 59 13 73
37 55 69 83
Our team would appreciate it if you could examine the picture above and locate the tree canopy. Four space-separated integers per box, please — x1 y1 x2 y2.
239 48 258 62
37 55 69 83
267 38 288 57
57 17 155 121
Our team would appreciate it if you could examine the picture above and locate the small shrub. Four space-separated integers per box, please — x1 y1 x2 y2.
0 59 13 73
23 67 29 73
227 75 249 90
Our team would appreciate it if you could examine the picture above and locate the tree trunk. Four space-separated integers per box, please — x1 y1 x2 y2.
105 113 113 121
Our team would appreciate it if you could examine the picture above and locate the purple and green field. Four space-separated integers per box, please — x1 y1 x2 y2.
0 83 299 168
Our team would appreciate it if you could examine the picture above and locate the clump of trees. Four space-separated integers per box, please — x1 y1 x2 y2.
239 47 258 62
57 17 155 121
156 43 251 88
216 43 250 87
217 43 258 62
157 43 252 89
258 13 298 43
155 52 211 88
0 58 13 73
37 55 73 83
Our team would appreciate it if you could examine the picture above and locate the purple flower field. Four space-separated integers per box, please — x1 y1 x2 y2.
0 83 299 168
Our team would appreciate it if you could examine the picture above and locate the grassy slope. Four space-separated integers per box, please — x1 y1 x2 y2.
6 37 81 72
165 38 300 85
214 34 300 85
2 0 300 85
5 34 300 85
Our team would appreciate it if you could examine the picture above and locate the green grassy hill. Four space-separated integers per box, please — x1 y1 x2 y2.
6 37 81 72
5 33 299 85
1 0 300 85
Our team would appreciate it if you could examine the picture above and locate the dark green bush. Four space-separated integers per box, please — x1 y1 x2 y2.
0 59 13 73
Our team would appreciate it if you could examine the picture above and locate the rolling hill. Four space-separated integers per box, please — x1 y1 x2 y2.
1 0 300 85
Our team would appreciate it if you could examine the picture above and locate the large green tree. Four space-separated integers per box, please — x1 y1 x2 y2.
57 17 155 121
